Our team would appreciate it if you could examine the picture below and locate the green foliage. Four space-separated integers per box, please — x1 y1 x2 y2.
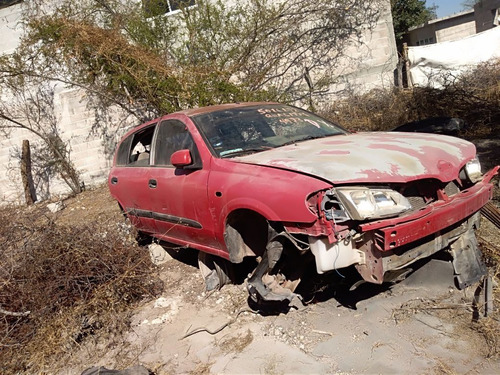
391 0 437 47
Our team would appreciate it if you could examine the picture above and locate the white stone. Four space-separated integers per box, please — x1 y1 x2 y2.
148 243 173 265
47 201 65 213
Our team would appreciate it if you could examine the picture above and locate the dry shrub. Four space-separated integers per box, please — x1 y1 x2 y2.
472 317 500 359
0 204 162 374
322 59 500 135
320 88 414 132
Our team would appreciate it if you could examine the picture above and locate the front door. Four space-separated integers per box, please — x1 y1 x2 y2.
149 119 219 249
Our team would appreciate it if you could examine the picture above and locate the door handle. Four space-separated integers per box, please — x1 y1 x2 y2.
148 179 157 189
111 177 118 185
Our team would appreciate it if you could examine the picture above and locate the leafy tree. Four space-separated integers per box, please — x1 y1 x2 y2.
461 0 481 10
391 0 437 47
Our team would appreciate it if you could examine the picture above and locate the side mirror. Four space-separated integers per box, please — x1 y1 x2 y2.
170 149 192 168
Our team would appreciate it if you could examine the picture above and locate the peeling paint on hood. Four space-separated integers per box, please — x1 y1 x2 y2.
233 132 476 184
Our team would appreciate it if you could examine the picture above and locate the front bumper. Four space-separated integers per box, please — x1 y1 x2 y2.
354 166 498 284
360 167 498 252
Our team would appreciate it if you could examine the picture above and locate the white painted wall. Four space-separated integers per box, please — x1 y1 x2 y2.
326 4 398 96
0 85 122 203
0 3 122 203
0 2 23 54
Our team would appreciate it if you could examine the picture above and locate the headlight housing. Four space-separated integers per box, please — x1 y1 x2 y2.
336 187 412 221
462 157 482 183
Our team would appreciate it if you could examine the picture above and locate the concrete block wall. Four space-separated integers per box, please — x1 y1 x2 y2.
475 0 500 33
325 4 398 97
436 20 476 43
0 3 130 204
0 86 125 204
0 3 23 54
407 10 476 46
54 87 114 182
408 1 500 46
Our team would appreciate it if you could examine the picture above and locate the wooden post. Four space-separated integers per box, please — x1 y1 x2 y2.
396 58 403 88
403 43 412 88
21 139 37 205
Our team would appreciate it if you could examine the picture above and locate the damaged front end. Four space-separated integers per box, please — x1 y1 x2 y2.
247 165 498 304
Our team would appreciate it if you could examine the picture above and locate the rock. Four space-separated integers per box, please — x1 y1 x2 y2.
148 243 173 265
47 201 65 213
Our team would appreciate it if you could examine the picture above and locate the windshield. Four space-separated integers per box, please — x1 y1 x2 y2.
191 104 347 158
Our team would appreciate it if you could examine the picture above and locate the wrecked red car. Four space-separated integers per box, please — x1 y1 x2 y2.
109 103 498 303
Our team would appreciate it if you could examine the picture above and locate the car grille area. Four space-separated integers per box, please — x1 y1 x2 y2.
400 179 463 214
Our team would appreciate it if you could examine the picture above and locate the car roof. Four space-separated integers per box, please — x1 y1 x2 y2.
179 102 279 117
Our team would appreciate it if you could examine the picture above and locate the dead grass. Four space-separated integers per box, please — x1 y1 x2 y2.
432 360 457 375
321 59 500 136
0 187 163 374
189 361 214 375
219 329 254 354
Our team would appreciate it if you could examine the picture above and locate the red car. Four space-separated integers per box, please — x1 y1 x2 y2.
109 103 498 303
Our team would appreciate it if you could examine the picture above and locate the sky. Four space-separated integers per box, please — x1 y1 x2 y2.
427 0 470 19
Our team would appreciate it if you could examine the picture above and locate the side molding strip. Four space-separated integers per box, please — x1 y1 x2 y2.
127 208 203 229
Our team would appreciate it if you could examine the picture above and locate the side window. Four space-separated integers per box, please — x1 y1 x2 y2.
154 120 201 168
117 124 156 167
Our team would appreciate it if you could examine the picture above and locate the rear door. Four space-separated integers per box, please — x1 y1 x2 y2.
109 124 157 234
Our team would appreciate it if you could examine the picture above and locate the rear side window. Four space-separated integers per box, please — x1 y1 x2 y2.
116 124 156 166
154 120 201 168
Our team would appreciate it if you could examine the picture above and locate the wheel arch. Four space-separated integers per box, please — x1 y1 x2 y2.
224 208 273 263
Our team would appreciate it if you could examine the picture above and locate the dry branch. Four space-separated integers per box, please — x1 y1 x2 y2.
0 306 31 317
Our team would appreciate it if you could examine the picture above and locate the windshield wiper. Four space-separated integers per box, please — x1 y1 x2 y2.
278 133 344 147
220 146 272 158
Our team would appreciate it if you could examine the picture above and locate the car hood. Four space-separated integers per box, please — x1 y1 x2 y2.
233 132 476 184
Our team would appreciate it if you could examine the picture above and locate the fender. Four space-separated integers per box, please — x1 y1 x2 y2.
220 197 286 224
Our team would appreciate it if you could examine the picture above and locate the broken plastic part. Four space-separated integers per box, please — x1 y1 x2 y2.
449 230 486 289
309 236 364 273
246 238 299 303
321 189 350 222
198 252 233 292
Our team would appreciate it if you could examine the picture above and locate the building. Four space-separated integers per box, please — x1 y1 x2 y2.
407 0 500 46
475 0 500 33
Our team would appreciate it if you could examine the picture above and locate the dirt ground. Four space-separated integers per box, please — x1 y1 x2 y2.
48 137 500 375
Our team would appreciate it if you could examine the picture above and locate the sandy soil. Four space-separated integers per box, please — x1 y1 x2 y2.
55 225 499 372
62 244 499 374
